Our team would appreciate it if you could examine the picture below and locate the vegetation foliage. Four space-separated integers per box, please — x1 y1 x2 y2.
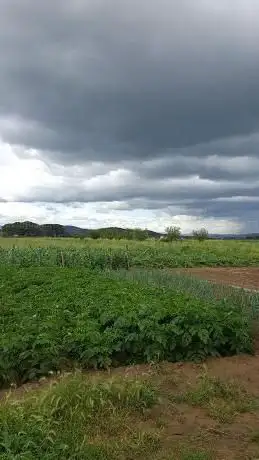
0 373 158 459
0 221 157 240
164 226 182 241
1 221 66 237
109 268 259 319
192 228 209 241
0 233 259 458
1 238 259 267
0 267 252 387
173 374 258 423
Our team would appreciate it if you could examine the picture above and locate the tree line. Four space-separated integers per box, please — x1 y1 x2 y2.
88 227 150 241
164 226 209 241
1 221 210 241
1 222 66 237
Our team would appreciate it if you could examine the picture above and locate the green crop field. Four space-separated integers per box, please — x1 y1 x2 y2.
0 266 253 388
1 237 259 458
0 237 258 385
1 237 259 267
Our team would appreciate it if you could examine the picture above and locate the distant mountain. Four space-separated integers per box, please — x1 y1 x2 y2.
64 225 163 238
64 225 90 236
1 222 259 239
209 233 259 240
63 228 259 239
94 226 163 238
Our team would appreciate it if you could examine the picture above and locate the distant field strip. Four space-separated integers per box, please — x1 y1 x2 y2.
1 238 259 268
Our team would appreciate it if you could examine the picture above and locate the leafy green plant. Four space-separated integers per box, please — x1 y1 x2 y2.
0 267 253 387
109 268 259 320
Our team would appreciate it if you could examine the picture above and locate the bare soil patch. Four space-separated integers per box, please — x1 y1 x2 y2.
177 267 259 290
3 355 259 459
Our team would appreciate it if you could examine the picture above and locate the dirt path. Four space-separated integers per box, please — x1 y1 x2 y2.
177 267 259 290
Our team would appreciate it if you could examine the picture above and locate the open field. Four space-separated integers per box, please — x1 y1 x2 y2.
1 237 259 267
1 237 259 458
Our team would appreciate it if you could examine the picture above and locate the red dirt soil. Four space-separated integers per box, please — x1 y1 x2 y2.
178 267 259 290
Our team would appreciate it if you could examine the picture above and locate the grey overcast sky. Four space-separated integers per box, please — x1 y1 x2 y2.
0 0 259 233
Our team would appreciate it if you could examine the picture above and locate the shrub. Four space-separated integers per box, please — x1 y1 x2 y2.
192 228 209 241
164 226 181 241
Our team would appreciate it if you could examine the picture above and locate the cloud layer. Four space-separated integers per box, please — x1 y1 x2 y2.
1 1 259 232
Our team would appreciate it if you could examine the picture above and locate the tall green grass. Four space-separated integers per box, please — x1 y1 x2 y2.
1 237 259 268
0 373 158 459
0 247 130 269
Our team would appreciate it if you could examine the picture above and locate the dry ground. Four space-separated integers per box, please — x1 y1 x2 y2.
177 267 259 291
3 354 259 459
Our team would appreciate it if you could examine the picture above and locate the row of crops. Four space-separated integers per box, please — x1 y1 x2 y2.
108 268 259 319
0 265 253 388
1 240 259 268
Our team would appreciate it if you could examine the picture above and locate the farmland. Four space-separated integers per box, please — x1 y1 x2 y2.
1 237 259 459
1 237 259 267
1 237 259 385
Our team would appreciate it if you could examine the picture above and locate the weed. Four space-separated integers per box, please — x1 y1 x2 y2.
179 449 213 460
174 375 257 422
0 374 158 459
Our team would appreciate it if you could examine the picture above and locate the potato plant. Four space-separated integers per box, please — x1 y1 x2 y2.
0 267 252 387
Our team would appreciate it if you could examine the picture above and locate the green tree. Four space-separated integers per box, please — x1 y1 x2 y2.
41 224 65 237
192 228 209 241
89 229 101 239
132 228 148 241
165 226 181 241
2 221 65 237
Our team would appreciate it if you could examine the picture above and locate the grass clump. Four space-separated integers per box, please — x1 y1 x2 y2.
0 373 158 459
179 450 213 460
0 267 253 387
173 375 257 423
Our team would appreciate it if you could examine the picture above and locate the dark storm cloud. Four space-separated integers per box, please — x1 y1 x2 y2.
16 177 259 205
185 198 259 232
204 200 259 219
1 0 259 230
1 0 259 161
105 197 259 223
137 153 259 181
